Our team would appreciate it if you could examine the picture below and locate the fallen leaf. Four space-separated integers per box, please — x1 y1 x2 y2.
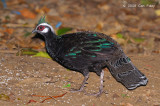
155 9 160 16
4 28 14 35
57 27 72 35
63 84 71 88
24 32 32 37
132 37 145 43
116 33 124 39
17 98 21 100
35 6 50 13
42 6 50 13
27 99 37 104
153 50 160 54
111 34 126 45
33 51 51 58
19 8 36 19
30 92 67 103
121 94 130 98
0 94 10 101
40 92 67 103
40 42 45 48
98 3 110 11
16 48 38 56
95 22 104 31
66 69 70 71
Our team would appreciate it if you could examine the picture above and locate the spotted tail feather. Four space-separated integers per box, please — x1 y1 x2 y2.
107 56 148 90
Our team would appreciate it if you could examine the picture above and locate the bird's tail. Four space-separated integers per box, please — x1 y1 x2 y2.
107 57 148 90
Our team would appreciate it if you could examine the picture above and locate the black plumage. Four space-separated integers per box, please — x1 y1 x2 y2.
32 17 148 96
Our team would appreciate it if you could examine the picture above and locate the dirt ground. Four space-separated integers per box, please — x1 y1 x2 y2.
0 0 160 106
0 52 159 106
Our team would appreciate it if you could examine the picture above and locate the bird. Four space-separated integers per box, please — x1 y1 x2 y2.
32 16 148 97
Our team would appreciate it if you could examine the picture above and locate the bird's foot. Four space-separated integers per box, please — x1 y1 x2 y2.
70 88 84 93
84 90 104 97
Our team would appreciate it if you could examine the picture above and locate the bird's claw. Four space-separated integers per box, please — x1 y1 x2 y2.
70 88 83 93
84 90 104 97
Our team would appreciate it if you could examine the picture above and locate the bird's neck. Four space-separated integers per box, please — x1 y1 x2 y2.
44 32 58 58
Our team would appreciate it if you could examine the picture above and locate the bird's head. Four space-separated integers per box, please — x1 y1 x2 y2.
32 16 55 36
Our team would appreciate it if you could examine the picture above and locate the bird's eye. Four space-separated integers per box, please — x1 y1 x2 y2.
37 26 45 31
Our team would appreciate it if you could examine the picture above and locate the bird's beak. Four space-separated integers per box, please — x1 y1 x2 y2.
32 29 37 33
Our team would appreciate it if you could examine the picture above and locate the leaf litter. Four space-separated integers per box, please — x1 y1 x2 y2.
27 92 67 104
0 0 160 105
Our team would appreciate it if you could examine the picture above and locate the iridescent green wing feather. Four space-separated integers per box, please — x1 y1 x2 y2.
64 33 115 59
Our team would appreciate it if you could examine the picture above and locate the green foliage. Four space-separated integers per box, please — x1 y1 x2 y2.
63 84 71 88
5 15 10 20
33 51 51 59
66 69 70 71
140 0 155 5
16 48 38 56
133 37 145 43
57 27 72 35
116 33 124 39
24 31 32 37
17 49 52 59
121 93 130 98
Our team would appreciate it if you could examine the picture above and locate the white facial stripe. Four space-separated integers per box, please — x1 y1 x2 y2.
36 23 54 33
41 27 49 33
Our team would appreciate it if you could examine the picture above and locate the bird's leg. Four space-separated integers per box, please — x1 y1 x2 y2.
97 70 104 97
71 73 89 92
85 70 104 97
78 73 89 91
